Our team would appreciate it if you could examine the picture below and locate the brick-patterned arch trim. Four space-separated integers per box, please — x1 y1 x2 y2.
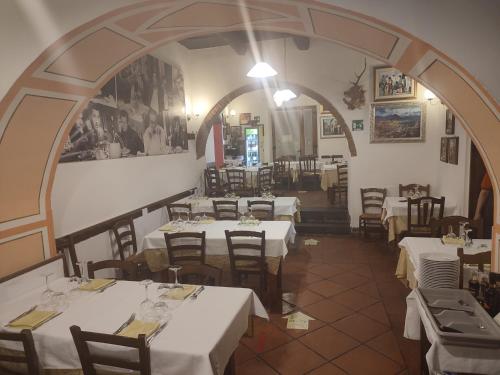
196 81 356 159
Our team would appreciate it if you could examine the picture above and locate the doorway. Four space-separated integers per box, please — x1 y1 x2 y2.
469 143 493 238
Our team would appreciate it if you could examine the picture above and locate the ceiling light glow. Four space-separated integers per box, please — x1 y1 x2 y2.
247 62 278 78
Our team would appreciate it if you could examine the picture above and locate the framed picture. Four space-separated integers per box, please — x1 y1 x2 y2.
253 115 261 123
445 109 455 135
320 114 344 138
370 102 426 143
352 120 364 131
447 137 459 164
239 113 251 125
373 66 416 101
440 137 448 162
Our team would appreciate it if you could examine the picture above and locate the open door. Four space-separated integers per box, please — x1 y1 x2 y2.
469 143 493 238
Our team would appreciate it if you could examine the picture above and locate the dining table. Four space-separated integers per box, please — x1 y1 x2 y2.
0 277 268 375
396 236 492 289
381 196 458 242
320 164 338 191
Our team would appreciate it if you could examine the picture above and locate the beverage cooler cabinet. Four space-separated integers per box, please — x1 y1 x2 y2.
245 128 260 166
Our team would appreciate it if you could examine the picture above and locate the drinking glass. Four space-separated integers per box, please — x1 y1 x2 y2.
75 261 89 284
40 272 55 306
140 279 155 318
153 301 172 324
169 266 183 289
446 225 457 238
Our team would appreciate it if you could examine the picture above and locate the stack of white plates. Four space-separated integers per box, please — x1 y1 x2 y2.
419 252 460 289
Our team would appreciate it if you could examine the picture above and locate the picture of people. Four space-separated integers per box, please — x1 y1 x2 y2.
320 114 344 138
374 67 416 101
440 137 448 162
445 109 455 135
447 137 459 165
59 55 188 163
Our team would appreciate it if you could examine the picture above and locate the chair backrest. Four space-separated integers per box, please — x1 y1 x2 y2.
87 260 138 281
164 231 206 265
175 264 222 286
274 160 291 178
430 216 484 239
360 188 387 215
225 230 266 274
337 164 348 185
112 217 137 261
257 166 273 193
407 196 445 232
399 183 430 197
213 200 239 220
70 325 151 375
299 156 317 174
247 200 275 221
166 203 192 221
0 330 41 375
331 154 343 164
226 169 246 192
320 155 332 160
204 168 223 196
457 248 491 289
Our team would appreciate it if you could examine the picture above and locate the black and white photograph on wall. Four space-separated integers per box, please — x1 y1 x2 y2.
440 137 448 163
320 114 344 138
445 109 455 135
447 136 459 165
352 120 364 131
59 55 188 163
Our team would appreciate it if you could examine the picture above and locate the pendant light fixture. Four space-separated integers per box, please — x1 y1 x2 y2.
246 62 277 78
274 38 297 107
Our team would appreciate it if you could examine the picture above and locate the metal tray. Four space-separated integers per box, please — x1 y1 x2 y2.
415 288 500 348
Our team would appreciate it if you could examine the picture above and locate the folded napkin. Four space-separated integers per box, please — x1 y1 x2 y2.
159 223 178 232
117 320 160 338
8 310 58 330
78 278 115 291
442 236 465 246
199 219 215 224
161 285 197 300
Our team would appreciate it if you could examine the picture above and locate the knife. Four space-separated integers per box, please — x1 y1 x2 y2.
147 322 168 344
190 286 205 300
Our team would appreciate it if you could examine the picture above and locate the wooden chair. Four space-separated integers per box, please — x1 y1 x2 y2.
430 216 484 239
225 230 267 299
330 164 348 205
70 325 151 375
0 330 41 375
171 264 222 286
331 154 344 164
226 169 251 197
273 159 292 191
213 200 239 220
359 188 387 238
164 231 206 265
247 200 275 221
299 156 320 190
204 168 225 197
256 166 273 195
112 217 138 261
87 260 138 281
399 183 430 197
457 248 491 289
166 203 191 221
401 196 445 239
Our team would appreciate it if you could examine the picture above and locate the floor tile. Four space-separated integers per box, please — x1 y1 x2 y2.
282 289 325 307
294 271 325 286
299 325 360 360
333 345 402 375
349 263 373 278
306 362 347 375
329 272 370 288
330 289 379 311
309 264 347 278
359 302 391 326
307 279 350 298
366 331 405 365
332 313 389 342
234 342 255 365
270 312 326 338
302 299 354 323
241 317 292 354
352 282 380 298
236 357 279 375
260 340 326 375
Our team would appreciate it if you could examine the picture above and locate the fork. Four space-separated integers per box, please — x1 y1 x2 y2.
190 286 205 300
147 322 167 344
113 313 135 334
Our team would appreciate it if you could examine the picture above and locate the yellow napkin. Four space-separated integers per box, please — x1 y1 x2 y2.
199 219 215 224
78 278 115 291
161 285 197 300
442 236 465 246
159 223 178 232
117 320 159 338
8 310 58 330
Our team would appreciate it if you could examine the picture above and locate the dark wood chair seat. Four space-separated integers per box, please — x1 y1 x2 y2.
87 259 139 281
399 196 445 240
164 231 206 265
330 164 348 205
457 248 491 288
359 188 386 238
205 168 226 197
430 216 484 239
213 200 239 220
247 200 275 221
112 217 138 261
299 156 320 190
166 203 192 221
0 330 41 375
172 264 222 286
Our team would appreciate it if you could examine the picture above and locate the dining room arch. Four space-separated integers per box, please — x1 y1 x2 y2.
0 0 498 276
195 81 357 160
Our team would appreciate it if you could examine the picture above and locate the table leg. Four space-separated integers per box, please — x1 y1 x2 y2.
420 320 430 375
268 261 283 314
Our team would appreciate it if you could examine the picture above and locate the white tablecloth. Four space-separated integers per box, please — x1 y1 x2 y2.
0 278 268 375
382 196 457 223
142 220 296 258
320 164 338 191
179 196 298 218
404 290 500 374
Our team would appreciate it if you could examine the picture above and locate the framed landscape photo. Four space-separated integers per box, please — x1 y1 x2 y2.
370 102 426 143
447 137 459 164
373 66 416 101
352 120 364 131
445 109 455 135
320 114 344 138
440 137 448 162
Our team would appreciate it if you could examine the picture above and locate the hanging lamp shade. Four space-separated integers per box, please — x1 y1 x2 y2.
246 62 277 78
273 89 297 107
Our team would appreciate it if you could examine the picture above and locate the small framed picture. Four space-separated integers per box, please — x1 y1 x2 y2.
445 109 455 135
253 115 260 123
447 137 459 165
373 66 416 101
440 137 448 163
352 120 364 131
239 113 251 125
320 114 344 138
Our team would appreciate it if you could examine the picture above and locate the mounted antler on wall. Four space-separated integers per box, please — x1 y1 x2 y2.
343 58 367 110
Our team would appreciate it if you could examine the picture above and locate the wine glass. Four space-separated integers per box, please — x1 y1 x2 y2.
140 279 155 319
75 261 89 284
169 265 183 289
40 272 55 306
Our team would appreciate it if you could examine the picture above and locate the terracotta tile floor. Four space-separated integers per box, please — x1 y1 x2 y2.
235 235 420 375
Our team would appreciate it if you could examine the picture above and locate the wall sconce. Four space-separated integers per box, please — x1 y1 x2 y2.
424 88 439 105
